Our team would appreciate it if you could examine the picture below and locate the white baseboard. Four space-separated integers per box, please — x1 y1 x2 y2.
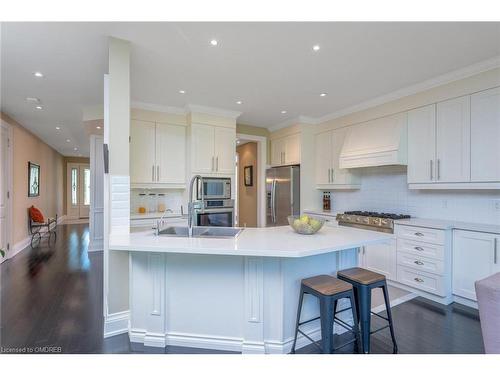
9 236 31 259
57 215 67 224
104 310 130 338
387 280 454 305
452 295 478 309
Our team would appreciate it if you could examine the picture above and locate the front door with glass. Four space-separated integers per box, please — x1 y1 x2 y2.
67 163 90 219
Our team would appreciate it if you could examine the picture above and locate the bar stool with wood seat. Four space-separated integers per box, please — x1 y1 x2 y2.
290 275 361 354
337 267 398 354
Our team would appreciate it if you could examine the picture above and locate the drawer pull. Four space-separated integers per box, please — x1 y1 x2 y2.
414 246 424 251
414 277 424 283
414 260 424 266
414 232 424 237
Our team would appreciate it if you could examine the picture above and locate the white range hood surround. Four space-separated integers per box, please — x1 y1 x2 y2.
339 112 408 169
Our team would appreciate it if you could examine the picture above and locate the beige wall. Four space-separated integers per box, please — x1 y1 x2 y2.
237 142 258 227
1 112 64 245
237 123 270 164
62 156 90 215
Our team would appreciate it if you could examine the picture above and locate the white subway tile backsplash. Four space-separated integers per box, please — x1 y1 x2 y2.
326 166 500 225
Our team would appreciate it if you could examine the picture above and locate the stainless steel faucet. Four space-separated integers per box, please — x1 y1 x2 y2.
188 175 203 237
154 208 174 235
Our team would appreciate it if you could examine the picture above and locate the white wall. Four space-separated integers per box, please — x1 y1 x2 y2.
317 165 500 224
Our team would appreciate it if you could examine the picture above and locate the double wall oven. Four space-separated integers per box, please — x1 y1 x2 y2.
194 177 234 227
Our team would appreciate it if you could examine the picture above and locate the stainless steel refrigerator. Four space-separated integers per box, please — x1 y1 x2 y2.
266 166 300 226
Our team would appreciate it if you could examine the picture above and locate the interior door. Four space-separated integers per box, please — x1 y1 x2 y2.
315 131 332 185
156 122 186 183
68 163 91 219
0 124 9 256
130 120 156 183
191 124 215 174
407 104 436 183
436 96 471 182
214 126 236 174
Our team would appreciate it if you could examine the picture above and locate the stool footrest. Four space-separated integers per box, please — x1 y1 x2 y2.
333 317 356 332
297 328 323 352
371 311 389 321
370 324 390 335
297 316 321 326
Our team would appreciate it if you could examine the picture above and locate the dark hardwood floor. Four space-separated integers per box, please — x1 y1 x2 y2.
0 224 484 354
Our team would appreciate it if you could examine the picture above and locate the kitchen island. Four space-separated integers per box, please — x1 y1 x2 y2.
109 225 392 353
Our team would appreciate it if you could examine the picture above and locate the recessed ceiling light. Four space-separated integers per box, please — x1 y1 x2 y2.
33 71 44 78
210 39 218 46
320 93 327 97
96 126 101 129
236 100 242 105
35 105 43 110
55 126 61 130
312 45 320 52
73 147 78 151
66 139 71 143
179 90 186 94
26 97 40 103
281 110 287 114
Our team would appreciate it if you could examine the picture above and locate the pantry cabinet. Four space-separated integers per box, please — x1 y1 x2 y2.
452 230 500 301
470 87 500 182
191 123 235 175
315 127 360 189
271 133 300 166
130 120 186 186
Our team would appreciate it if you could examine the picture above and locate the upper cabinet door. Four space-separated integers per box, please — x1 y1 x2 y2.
315 131 332 185
436 96 471 183
271 137 285 166
284 133 301 165
156 123 186 184
191 124 215 174
331 127 360 185
130 120 156 183
214 126 236 174
471 87 500 182
407 104 436 183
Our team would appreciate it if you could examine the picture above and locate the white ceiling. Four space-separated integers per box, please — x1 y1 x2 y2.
2 22 500 156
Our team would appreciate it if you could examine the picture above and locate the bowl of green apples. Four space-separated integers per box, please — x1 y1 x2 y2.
288 215 325 235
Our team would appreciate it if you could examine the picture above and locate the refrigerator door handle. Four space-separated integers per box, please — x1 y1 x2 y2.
271 179 277 223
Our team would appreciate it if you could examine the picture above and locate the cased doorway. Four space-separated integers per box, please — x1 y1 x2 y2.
0 120 13 262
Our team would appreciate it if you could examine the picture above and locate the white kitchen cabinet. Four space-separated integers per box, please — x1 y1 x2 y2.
452 230 500 301
359 239 397 281
407 104 436 184
271 133 300 166
191 123 235 175
156 122 186 184
130 120 157 184
130 120 186 186
471 87 500 182
214 126 237 174
315 128 360 189
436 96 471 182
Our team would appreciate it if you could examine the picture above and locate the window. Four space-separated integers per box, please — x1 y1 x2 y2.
83 168 90 206
71 168 78 205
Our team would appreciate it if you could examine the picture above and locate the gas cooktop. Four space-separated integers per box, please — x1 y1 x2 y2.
336 211 411 233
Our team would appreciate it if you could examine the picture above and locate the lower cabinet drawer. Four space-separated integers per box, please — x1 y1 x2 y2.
397 252 445 275
397 265 446 296
395 225 445 245
396 238 445 260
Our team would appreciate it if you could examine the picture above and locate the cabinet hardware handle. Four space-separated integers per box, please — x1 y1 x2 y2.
414 260 424 265
495 238 498 264
430 160 433 180
331 168 335 182
414 246 424 251
437 159 440 180
414 232 424 237
363 246 366 255
414 277 424 283
152 165 155 181
157 165 160 181
216 156 219 171
211 157 214 171
328 168 331 183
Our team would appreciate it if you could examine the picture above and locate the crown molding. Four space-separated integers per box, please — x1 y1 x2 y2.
131 101 186 115
268 116 318 132
185 104 242 120
267 55 500 130
314 55 500 125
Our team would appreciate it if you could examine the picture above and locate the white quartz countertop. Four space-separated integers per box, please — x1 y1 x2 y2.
109 225 393 258
130 212 185 220
395 218 500 234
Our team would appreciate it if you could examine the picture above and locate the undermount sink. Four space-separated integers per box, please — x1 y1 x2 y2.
157 226 243 238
